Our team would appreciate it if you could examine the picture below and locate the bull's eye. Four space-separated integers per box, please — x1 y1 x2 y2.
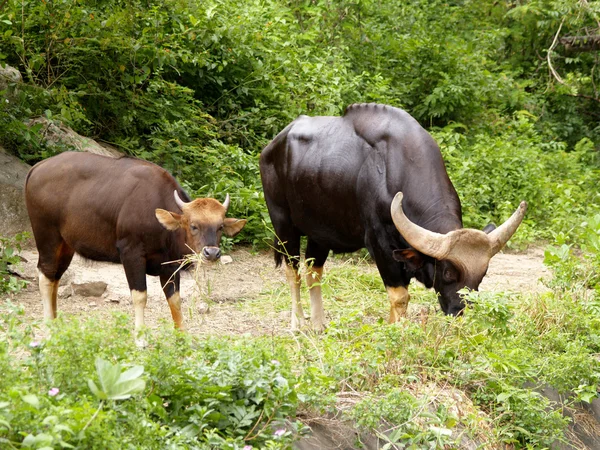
219 224 224 231
443 269 457 282
190 225 199 232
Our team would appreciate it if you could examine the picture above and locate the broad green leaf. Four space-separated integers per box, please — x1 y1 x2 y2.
22 394 40 409
89 358 145 400
95 357 121 393
109 379 145 400
496 392 511 402
118 365 144 383
88 379 106 400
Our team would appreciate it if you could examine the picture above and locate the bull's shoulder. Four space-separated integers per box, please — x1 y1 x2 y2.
343 103 423 131
343 103 437 152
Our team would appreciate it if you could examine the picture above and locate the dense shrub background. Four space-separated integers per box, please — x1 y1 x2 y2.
0 0 599 244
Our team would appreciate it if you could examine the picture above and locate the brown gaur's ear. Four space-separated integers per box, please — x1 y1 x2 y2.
392 248 424 271
223 218 247 237
155 209 182 231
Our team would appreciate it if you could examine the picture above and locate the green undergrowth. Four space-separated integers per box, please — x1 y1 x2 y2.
3 257 600 449
3 225 600 448
0 307 303 449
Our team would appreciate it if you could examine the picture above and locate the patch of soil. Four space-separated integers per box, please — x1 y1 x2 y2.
13 248 289 336
11 246 550 336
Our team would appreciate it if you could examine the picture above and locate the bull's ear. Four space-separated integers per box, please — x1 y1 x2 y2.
482 223 497 234
155 209 182 231
223 218 247 237
392 248 424 271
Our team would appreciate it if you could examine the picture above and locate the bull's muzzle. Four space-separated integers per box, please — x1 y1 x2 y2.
202 246 221 262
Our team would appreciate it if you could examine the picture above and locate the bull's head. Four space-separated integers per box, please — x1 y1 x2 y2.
155 191 247 262
390 192 527 315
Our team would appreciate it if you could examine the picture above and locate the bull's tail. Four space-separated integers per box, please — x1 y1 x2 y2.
261 120 299 269
274 237 284 268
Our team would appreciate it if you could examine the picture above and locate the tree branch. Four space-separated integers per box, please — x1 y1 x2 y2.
547 19 566 86
560 35 600 52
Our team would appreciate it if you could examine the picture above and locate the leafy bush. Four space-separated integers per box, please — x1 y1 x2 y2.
0 307 302 449
434 112 599 242
0 233 29 294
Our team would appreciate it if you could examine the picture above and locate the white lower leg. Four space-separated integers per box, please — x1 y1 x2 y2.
167 292 184 330
307 266 325 331
285 264 305 330
38 270 58 321
131 289 147 330
386 286 410 323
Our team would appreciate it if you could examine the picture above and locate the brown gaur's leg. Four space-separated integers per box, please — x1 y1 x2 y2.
160 270 183 330
33 231 75 321
386 286 411 322
268 206 306 331
117 241 148 333
285 257 304 331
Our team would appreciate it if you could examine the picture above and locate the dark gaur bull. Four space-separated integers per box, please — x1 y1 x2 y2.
25 152 246 332
259 103 526 330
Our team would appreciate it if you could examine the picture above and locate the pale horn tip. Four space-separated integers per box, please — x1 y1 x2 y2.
391 191 404 212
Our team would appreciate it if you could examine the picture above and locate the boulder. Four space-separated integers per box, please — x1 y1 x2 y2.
0 65 22 93
71 281 108 298
0 146 32 237
28 117 122 157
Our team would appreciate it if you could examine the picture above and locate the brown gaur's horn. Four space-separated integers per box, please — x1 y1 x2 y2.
390 192 454 259
173 190 189 210
488 201 528 255
222 193 230 211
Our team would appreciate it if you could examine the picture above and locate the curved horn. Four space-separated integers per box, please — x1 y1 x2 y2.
488 201 528 255
222 193 230 211
390 192 453 259
173 190 189 210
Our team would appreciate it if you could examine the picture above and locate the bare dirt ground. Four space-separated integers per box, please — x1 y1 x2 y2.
10 246 550 335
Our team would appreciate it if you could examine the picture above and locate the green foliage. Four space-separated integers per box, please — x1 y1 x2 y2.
545 213 600 291
0 233 29 294
87 358 145 401
351 389 458 448
0 308 302 449
434 112 599 242
0 0 599 246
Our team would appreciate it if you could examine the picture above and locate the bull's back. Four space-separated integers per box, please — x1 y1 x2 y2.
25 152 176 262
260 104 462 249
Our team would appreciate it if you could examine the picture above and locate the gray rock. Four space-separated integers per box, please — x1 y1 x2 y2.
71 281 107 298
27 117 122 157
0 146 32 237
58 286 72 299
0 65 22 92
197 301 210 314
220 255 233 265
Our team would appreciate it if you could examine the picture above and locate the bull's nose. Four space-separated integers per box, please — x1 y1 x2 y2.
202 246 221 261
